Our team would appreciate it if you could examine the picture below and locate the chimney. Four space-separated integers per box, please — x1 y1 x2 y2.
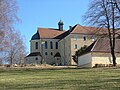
69 26 72 32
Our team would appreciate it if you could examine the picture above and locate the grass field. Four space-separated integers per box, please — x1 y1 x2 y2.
0 67 120 90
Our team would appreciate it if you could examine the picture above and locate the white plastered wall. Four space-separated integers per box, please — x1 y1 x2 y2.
70 34 93 65
40 39 60 64
92 52 120 67
78 53 92 68
26 56 41 64
30 40 40 53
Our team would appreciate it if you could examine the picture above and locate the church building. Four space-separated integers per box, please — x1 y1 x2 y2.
26 20 106 66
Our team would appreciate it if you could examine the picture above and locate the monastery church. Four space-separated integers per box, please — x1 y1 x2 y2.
26 20 120 67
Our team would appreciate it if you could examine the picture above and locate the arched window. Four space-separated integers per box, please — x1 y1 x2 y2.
56 42 58 49
45 41 48 49
51 52 53 56
35 42 38 49
35 57 38 60
45 52 48 55
50 41 53 49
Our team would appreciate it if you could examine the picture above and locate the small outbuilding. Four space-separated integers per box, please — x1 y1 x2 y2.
26 52 42 64
78 38 120 68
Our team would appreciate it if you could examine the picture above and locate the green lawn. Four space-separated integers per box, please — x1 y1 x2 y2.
0 67 120 90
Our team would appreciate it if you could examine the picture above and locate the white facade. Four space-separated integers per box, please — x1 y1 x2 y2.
26 23 101 66
26 56 41 64
78 52 120 68
78 53 92 67
26 34 94 65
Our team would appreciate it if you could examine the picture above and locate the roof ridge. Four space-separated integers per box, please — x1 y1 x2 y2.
54 30 70 39
38 27 56 29
91 39 99 52
38 27 65 31
70 24 80 32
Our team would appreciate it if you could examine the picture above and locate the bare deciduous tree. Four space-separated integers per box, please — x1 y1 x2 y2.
0 0 19 65
0 0 18 47
114 0 120 13
84 0 120 66
0 0 19 64
0 0 26 65
5 31 26 65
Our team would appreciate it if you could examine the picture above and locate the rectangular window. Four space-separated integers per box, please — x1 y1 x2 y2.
35 42 38 49
83 36 87 41
91 36 96 41
45 41 48 49
74 44 77 49
74 35 78 40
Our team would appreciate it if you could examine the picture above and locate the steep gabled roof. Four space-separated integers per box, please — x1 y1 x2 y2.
32 24 111 40
37 28 65 39
92 39 120 53
79 38 120 56
71 24 108 35
78 41 97 56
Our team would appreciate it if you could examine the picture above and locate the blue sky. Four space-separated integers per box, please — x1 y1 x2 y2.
16 0 90 52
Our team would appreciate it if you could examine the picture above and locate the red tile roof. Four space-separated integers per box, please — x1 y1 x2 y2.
37 28 65 39
92 38 120 53
79 38 120 56
71 24 108 35
36 24 117 39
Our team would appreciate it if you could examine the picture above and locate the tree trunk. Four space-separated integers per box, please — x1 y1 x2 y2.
111 50 116 66
111 2 116 66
